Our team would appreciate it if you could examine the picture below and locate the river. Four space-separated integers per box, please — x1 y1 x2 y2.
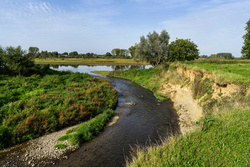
51 65 180 167
0 65 180 167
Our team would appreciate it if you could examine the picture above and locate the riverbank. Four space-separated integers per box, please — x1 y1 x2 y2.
93 60 250 166
35 58 149 65
0 71 118 166
0 113 120 167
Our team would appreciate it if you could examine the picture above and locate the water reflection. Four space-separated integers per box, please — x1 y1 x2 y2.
50 65 151 74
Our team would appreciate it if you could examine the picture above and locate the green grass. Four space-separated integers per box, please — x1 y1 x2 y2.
154 94 168 101
106 68 161 92
102 60 249 167
91 71 111 76
58 135 70 141
35 58 149 65
176 59 250 84
127 107 250 167
0 72 118 150
57 109 115 147
54 144 67 149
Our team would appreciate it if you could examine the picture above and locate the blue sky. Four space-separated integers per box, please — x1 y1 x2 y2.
0 0 249 57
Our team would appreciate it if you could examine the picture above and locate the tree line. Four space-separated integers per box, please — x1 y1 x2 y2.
129 30 199 67
28 48 99 59
130 18 250 67
0 46 50 76
1 18 249 73
28 47 133 59
200 53 234 59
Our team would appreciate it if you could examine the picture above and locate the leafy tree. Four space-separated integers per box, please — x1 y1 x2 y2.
52 51 59 58
2 46 36 75
168 38 199 62
85 52 94 58
105 52 112 57
200 55 208 58
217 53 234 59
136 30 170 67
63 52 68 56
241 19 250 59
120 49 129 57
28 47 39 56
129 44 138 58
209 54 217 58
69 51 78 57
209 53 234 59
111 48 129 58
0 46 3 67
111 48 121 57
40 50 49 59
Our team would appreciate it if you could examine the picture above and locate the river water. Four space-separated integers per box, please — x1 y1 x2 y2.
51 65 180 167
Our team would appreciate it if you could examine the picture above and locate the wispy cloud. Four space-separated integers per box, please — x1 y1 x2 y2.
160 0 250 56
0 0 249 55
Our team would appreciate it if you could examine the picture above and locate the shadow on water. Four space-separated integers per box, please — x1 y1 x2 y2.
52 76 180 167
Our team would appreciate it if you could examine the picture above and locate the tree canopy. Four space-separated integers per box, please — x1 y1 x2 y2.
209 53 234 59
1 46 37 75
28 47 39 56
136 30 170 67
111 48 129 58
69 51 78 57
128 44 138 58
0 46 4 67
168 39 199 62
241 19 250 59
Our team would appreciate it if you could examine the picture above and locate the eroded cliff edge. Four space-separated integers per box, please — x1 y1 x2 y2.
159 66 249 135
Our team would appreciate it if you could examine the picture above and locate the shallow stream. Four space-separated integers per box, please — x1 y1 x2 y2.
0 65 180 167
52 65 180 167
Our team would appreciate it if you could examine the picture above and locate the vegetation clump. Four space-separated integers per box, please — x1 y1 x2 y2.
168 38 199 62
0 72 118 150
241 19 250 59
54 144 67 149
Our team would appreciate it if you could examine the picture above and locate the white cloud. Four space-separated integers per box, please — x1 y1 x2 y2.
161 0 250 57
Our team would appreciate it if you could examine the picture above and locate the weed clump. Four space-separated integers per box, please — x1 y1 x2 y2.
54 144 67 149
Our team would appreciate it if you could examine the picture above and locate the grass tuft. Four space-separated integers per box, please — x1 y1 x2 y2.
59 109 115 147
54 144 67 149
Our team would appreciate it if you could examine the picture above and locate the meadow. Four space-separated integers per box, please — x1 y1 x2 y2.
0 71 118 149
94 59 250 166
35 58 149 65
176 59 250 84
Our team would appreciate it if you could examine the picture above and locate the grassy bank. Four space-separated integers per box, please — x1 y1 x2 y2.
94 60 250 166
176 59 250 84
0 71 118 150
35 58 149 65
127 107 249 166
56 109 115 148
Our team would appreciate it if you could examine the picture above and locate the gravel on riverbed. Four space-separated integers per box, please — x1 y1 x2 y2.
0 125 79 167
0 115 120 167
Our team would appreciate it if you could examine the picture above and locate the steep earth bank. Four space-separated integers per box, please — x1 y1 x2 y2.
159 66 249 135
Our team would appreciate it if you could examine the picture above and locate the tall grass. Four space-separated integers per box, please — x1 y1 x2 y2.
58 109 115 147
0 72 118 149
175 59 250 84
127 106 250 167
